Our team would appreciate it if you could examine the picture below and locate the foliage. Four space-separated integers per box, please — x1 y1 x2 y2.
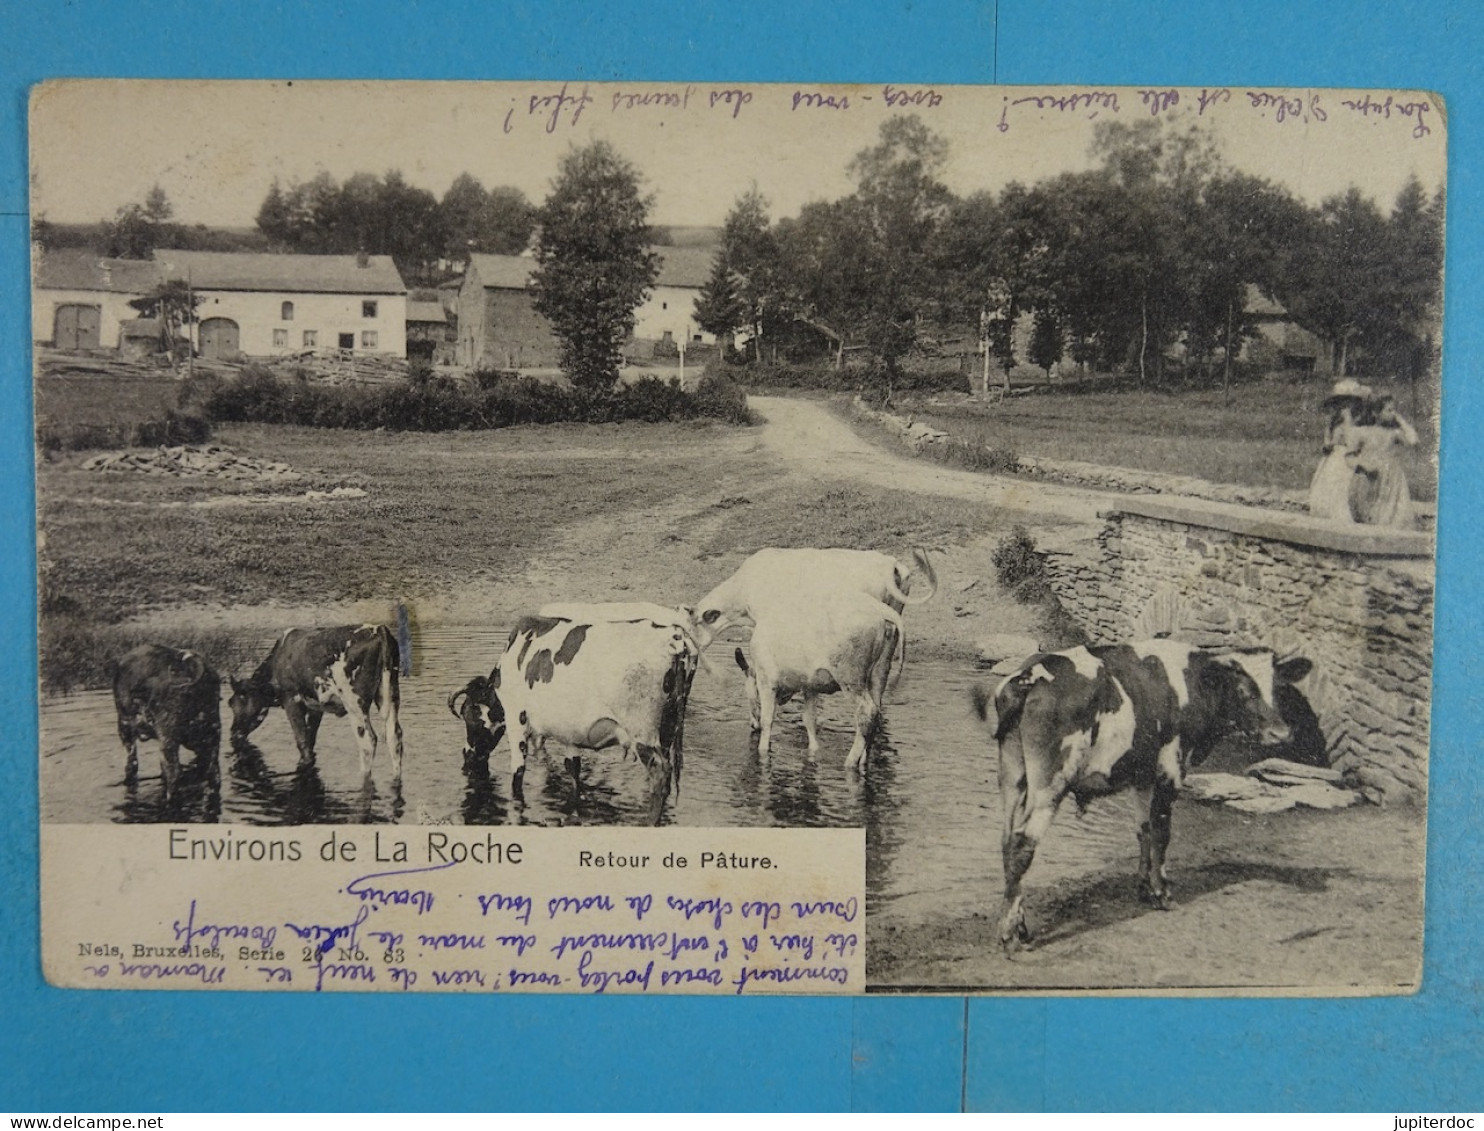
256 170 531 281
127 278 202 353
692 252 747 348
439 174 535 259
531 141 660 390
1028 309 1064 379
196 367 753 431
105 185 177 259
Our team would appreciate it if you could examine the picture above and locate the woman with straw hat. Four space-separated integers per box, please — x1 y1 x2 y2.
1308 379 1370 522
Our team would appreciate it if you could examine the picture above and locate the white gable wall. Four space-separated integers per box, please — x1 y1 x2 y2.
193 290 407 357
33 288 146 347
632 285 715 346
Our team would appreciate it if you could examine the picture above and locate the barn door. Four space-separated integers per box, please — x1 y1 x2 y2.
198 318 240 359
54 304 101 349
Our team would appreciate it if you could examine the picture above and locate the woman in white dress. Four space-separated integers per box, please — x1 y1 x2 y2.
1308 380 1369 522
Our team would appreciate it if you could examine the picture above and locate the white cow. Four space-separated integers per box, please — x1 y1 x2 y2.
493 612 700 823
732 590 902 770
693 547 934 770
692 546 936 653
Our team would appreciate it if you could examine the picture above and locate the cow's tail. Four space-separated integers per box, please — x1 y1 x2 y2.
377 625 402 712
889 547 939 607
881 605 907 692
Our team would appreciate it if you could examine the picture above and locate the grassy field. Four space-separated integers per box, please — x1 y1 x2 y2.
886 376 1439 500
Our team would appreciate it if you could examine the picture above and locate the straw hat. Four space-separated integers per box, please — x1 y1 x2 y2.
1321 378 1373 407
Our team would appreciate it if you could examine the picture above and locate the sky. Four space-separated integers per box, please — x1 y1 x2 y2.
29 80 1448 229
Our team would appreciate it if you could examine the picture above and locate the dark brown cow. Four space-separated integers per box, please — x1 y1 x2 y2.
229 624 403 785
113 644 222 802
974 640 1312 952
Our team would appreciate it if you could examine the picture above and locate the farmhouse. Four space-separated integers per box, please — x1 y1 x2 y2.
456 247 718 370
1241 284 1332 376
456 254 558 369
32 248 162 350
631 245 716 353
152 249 408 360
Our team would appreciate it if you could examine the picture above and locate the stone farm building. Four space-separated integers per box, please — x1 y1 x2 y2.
456 247 717 370
34 247 410 360
456 254 555 369
154 250 408 359
32 248 162 350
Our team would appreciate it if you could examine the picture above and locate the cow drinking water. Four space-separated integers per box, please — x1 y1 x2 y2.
974 640 1312 953
113 644 222 803
465 610 699 824
229 624 404 787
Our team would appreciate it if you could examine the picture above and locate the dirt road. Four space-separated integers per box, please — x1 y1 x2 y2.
750 395 1110 524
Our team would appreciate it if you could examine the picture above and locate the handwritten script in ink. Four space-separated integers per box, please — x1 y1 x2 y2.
44 825 865 996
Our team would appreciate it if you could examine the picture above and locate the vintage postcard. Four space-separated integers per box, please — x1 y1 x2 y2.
30 80 1441 995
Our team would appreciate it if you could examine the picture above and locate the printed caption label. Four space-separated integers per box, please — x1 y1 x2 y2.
42 825 864 995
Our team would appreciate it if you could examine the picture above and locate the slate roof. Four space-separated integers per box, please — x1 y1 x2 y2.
653 245 715 289
152 250 407 295
406 300 447 323
1244 283 1288 317
466 246 716 292
467 253 537 290
33 248 162 293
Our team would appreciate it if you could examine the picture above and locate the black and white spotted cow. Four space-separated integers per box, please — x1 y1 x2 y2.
974 640 1312 952
229 624 404 786
481 610 699 822
113 644 223 802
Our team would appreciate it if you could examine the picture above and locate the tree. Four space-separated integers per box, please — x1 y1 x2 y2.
1280 187 1391 378
142 184 174 224
847 116 953 395
719 186 780 359
531 141 660 390
128 279 201 368
440 175 535 259
105 204 157 259
255 179 294 246
693 252 746 353
1028 308 1064 381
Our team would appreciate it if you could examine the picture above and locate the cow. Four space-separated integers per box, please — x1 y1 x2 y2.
731 590 902 770
486 611 699 823
113 644 222 802
974 640 1313 953
228 624 404 787
692 547 934 736
692 547 936 652
448 673 506 769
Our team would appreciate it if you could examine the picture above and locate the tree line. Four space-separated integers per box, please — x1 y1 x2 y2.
254 171 536 281
693 116 1444 395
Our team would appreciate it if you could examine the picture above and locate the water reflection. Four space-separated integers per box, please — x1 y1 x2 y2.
42 620 1157 930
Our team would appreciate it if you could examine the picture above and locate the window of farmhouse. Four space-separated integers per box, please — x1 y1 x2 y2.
273 329 288 347
363 300 378 318
281 301 294 321
362 330 378 348
303 330 317 348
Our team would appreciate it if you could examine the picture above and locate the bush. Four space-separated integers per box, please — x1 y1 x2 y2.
991 526 1089 649
195 368 756 432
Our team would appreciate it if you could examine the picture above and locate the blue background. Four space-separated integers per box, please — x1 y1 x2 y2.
1 0 1479 1112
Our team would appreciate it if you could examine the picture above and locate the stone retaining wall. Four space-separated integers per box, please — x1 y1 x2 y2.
1040 498 1434 803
